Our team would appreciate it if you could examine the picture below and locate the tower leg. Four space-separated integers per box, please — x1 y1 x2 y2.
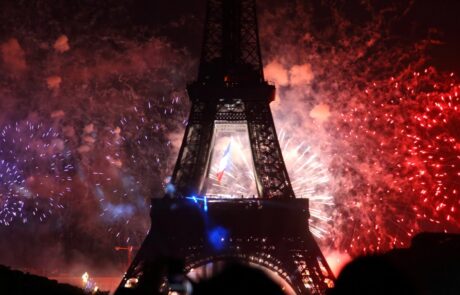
171 101 216 197
246 102 295 198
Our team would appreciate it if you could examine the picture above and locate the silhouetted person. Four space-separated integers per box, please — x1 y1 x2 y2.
329 255 417 295
193 263 285 295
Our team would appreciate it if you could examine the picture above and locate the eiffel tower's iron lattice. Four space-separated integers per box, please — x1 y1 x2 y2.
115 0 335 294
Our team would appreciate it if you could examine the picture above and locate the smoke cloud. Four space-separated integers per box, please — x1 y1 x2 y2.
1 38 27 73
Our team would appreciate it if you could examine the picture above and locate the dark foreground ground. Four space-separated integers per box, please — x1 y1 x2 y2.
1 232 459 295
0 265 109 295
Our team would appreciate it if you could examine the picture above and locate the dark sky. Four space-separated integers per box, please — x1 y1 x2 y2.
1 0 459 70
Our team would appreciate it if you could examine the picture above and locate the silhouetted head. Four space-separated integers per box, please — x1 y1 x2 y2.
193 263 285 295
329 255 417 295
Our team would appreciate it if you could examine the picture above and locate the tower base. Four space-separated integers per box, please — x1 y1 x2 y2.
115 198 334 295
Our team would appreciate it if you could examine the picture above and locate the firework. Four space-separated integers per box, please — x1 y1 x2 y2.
256 0 460 256
326 68 460 254
81 96 187 245
205 127 334 240
75 68 460 259
0 120 73 226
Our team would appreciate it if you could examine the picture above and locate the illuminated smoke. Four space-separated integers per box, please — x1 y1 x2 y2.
0 0 195 269
258 1 460 255
80 97 188 245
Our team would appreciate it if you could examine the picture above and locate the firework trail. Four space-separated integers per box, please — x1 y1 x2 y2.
0 120 74 226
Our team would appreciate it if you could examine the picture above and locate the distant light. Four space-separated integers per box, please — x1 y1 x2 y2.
124 278 138 288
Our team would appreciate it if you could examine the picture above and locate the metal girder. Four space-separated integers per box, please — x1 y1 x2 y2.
198 0 264 83
246 101 296 199
171 101 216 197
170 96 295 199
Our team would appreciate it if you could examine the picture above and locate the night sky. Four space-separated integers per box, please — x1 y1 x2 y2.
0 0 459 276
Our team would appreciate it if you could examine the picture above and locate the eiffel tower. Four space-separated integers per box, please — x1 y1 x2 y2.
115 0 334 294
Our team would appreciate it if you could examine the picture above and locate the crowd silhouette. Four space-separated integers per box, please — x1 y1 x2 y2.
1 233 459 295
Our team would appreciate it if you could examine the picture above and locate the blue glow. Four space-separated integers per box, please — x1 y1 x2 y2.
186 195 198 203
208 226 228 250
105 203 135 219
94 187 135 219
165 183 175 194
